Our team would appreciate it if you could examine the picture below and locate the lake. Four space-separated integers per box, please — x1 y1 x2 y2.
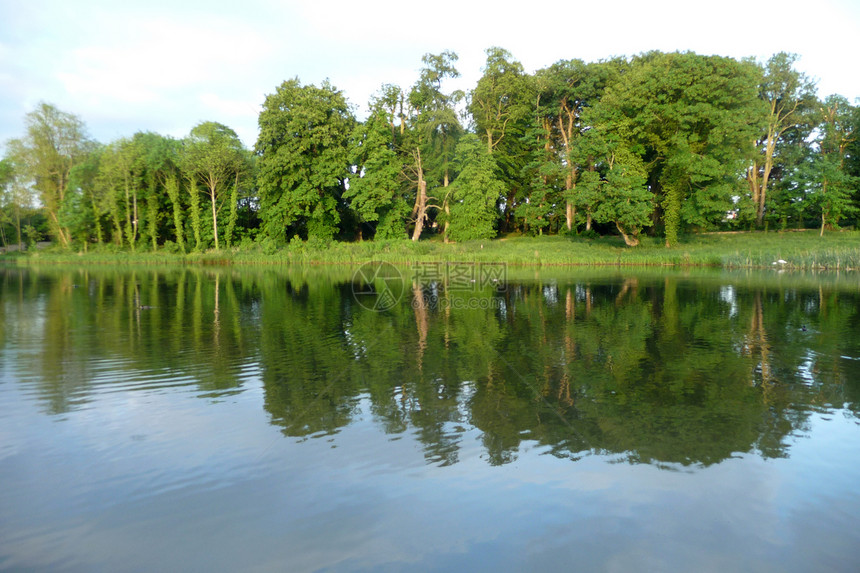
1 263 860 572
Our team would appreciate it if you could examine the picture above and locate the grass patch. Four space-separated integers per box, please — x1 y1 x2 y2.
4 230 860 270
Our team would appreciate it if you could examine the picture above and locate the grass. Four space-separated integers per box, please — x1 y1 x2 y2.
4 229 860 270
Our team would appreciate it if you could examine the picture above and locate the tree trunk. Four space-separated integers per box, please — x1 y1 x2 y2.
48 211 70 247
442 170 450 243
411 149 427 242
132 191 139 250
757 134 776 226
411 179 427 241
616 222 640 246
210 186 219 250
15 205 23 251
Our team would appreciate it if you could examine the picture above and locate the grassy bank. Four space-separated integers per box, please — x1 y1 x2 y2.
4 230 860 270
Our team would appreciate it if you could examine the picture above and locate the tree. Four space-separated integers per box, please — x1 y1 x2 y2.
408 51 463 241
164 173 185 251
804 95 858 235
747 53 818 227
469 47 531 154
595 52 764 245
534 59 622 232
592 150 653 246
63 146 102 247
447 134 503 241
469 48 533 232
134 132 183 250
0 157 26 249
182 122 247 251
346 96 409 239
257 79 354 243
96 137 145 250
6 103 94 247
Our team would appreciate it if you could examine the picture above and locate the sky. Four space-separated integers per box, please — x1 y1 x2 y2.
1 0 859 150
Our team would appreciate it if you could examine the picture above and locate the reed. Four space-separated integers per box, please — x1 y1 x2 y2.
6 230 860 270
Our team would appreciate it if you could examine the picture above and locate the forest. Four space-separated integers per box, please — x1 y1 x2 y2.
1 48 858 253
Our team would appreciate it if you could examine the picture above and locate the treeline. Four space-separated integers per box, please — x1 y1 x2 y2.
1 48 858 251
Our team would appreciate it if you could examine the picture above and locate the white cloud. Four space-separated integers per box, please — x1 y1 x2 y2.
2 0 859 149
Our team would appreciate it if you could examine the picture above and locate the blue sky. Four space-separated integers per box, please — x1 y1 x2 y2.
2 0 859 149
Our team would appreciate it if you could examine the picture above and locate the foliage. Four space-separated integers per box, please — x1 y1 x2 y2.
747 53 819 227
802 95 859 234
446 134 503 241
182 121 248 250
3 49 857 253
345 102 408 239
256 78 354 243
593 52 765 245
5 103 94 247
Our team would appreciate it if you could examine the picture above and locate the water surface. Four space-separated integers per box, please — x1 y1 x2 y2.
1 265 859 571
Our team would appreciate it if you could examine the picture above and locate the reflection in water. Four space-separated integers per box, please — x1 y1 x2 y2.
1 265 859 468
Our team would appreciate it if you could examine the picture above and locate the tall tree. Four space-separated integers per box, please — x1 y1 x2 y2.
747 53 818 227
469 48 533 232
182 122 246 251
95 137 145 249
409 51 465 242
535 59 622 232
346 92 409 239
447 134 503 241
6 103 93 246
595 52 764 245
805 95 858 235
406 51 463 241
0 157 26 249
164 173 185 252
257 79 354 243
591 147 653 246
135 132 183 250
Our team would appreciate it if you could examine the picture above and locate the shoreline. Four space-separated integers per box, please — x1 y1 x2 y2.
2 231 860 272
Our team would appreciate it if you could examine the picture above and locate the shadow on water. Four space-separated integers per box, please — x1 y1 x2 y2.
2 264 859 468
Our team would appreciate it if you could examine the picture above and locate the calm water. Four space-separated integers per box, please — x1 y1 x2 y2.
2 264 860 572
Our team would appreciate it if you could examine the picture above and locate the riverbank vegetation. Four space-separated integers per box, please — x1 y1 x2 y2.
8 230 860 271
1 49 858 257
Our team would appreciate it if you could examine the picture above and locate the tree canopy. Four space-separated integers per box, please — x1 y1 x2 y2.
3 49 857 251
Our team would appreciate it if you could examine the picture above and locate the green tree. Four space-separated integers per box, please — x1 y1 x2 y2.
6 103 94 247
595 52 764 245
134 132 183 250
804 95 858 235
447 134 503 241
592 149 653 246
182 122 247 251
407 51 463 241
747 53 818 227
257 79 354 243
62 147 102 247
188 178 202 250
164 173 185 252
346 96 409 239
469 48 533 232
96 137 146 249
0 156 34 250
534 59 622 232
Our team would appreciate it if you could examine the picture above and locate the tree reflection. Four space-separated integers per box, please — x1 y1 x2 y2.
2 266 859 467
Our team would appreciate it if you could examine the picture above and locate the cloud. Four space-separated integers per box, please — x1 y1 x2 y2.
2 0 859 150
